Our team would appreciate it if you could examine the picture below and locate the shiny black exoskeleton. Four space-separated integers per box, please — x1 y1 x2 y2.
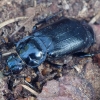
6 18 95 75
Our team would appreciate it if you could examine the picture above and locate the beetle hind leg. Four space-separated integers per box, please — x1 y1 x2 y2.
72 51 100 58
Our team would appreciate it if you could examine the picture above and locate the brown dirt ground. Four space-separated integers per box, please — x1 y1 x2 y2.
0 0 100 100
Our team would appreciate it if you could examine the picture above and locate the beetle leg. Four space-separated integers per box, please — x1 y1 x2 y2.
45 60 63 80
32 10 63 32
72 51 100 58
33 67 40 74
73 52 92 57
7 76 15 91
45 60 62 69
37 10 63 25
32 25 37 32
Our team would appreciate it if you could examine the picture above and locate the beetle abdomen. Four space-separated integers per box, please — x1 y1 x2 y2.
34 18 94 58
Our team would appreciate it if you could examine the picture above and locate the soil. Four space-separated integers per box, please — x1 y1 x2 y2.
0 0 100 100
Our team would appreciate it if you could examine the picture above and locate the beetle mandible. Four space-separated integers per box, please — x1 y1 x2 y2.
4 18 95 75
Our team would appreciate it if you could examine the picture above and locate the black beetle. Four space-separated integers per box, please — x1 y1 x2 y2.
4 18 95 75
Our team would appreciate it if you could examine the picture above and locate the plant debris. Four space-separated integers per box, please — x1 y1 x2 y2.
0 0 100 100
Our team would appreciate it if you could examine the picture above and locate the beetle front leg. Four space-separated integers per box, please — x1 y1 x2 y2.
45 60 62 69
44 60 64 79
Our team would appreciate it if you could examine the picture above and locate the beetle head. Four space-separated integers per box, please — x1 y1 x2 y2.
3 55 24 75
4 36 47 75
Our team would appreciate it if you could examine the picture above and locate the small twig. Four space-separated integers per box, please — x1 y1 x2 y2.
28 96 35 100
10 15 35 37
2 50 16 57
0 17 28 29
74 65 82 73
33 0 37 7
22 84 39 96
25 80 36 90
89 11 100 24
